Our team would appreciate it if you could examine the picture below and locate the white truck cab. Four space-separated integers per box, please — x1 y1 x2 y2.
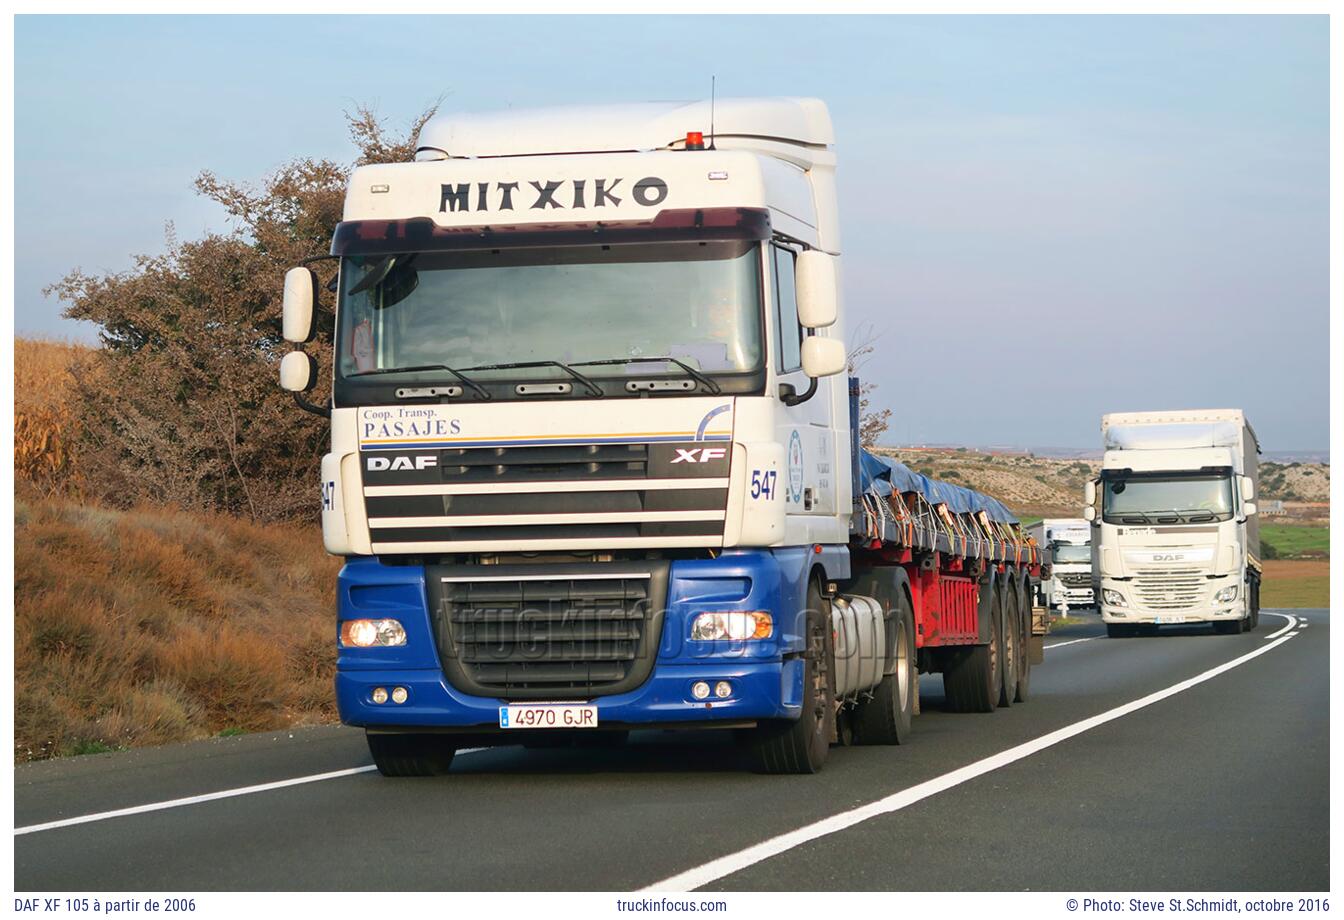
1086 410 1261 637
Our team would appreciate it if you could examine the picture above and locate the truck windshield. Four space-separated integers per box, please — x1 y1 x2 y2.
335 240 762 388
1052 544 1091 564
1102 473 1235 524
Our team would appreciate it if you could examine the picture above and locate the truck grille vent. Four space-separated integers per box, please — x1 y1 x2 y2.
1132 568 1204 610
362 442 729 551
1058 573 1092 588
426 562 669 700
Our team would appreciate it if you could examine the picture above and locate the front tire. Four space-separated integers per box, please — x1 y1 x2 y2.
367 732 456 777
750 579 834 774
852 590 916 745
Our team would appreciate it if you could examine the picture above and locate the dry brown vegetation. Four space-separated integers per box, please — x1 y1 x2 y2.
14 338 96 497
14 496 342 761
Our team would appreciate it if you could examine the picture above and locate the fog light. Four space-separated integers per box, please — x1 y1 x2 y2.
714 681 732 699
690 611 773 640
371 687 389 705
691 681 710 700
1215 585 1239 603
391 686 408 705
1102 589 1128 608
341 618 407 648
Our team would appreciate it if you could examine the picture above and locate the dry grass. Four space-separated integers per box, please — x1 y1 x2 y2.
1260 560 1330 609
14 338 94 497
14 496 343 761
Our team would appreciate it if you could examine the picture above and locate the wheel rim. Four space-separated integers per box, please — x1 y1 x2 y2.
895 618 911 712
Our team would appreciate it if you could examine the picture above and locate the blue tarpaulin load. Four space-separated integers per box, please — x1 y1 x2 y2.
858 449 1019 524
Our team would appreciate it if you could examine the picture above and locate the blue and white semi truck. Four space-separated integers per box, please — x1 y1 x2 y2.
279 98 1046 775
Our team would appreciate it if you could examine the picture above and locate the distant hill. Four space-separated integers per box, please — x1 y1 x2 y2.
872 447 1329 519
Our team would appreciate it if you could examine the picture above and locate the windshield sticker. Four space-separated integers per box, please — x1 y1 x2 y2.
351 319 374 373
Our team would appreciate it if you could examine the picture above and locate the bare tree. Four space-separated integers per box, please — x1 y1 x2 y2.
848 321 893 450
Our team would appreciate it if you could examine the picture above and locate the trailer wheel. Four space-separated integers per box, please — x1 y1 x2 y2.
852 590 916 745
366 732 456 777
1014 577 1031 703
942 582 1000 713
998 583 1018 709
750 579 834 774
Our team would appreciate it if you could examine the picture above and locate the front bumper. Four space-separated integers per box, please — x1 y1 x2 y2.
1100 599 1246 625
337 659 802 730
333 549 822 732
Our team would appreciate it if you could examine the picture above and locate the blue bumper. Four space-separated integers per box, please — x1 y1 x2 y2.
333 548 844 730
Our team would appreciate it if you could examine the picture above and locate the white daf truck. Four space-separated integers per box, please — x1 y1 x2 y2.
277 97 1045 777
1085 410 1261 638
1025 518 1093 610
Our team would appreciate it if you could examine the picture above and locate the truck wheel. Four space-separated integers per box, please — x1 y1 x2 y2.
998 582 1019 709
366 732 456 777
852 590 916 745
1015 578 1031 703
942 583 1000 714
750 580 834 774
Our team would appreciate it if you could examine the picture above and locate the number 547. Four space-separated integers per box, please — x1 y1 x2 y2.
751 470 777 499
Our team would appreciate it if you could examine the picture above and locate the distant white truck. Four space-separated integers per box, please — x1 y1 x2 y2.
1025 519 1093 611
1085 410 1261 638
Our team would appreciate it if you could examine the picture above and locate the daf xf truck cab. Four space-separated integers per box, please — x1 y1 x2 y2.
1085 410 1261 638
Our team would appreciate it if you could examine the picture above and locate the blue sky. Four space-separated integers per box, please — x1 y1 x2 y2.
14 15 1329 450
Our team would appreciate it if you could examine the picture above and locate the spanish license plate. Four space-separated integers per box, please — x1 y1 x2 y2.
498 704 598 729
1154 615 1187 624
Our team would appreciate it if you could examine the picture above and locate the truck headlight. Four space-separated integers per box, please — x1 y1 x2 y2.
691 611 773 641
1215 585 1239 603
340 618 408 647
1102 589 1128 608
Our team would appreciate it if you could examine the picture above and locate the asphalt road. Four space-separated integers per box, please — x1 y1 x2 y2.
14 608 1329 892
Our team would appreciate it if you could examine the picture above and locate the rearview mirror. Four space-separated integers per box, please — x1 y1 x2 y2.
800 336 847 378
1243 501 1257 517
795 251 837 329
1083 505 1096 522
283 267 319 343
1084 480 1097 505
280 351 317 393
1239 476 1255 502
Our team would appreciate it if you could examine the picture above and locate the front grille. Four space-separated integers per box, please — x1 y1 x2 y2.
1058 573 1092 588
1132 567 1205 610
426 561 669 700
362 441 730 551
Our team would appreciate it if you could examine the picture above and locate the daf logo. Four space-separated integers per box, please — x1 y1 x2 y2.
366 455 438 472
671 447 727 464
1152 553 1184 562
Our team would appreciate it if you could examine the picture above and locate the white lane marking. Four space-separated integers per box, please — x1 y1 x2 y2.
1043 637 1098 650
15 747 486 837
1263 611 1297 640
645 632 1300 892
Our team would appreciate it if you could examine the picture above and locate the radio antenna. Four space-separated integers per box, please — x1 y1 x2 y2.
709 76 717 150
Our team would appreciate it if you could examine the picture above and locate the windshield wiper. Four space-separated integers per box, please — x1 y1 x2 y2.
1118 513 1153 524
347 364 490 400
459 360 604 397
572 356 723 395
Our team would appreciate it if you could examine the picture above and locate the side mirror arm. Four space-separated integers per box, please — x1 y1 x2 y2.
293 392 331 418
779 377 818 407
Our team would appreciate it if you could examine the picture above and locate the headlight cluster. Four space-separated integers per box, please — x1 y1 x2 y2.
1215 585 1239 603
690 611 773 641
1102 589 1128 608
340 618 407 647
